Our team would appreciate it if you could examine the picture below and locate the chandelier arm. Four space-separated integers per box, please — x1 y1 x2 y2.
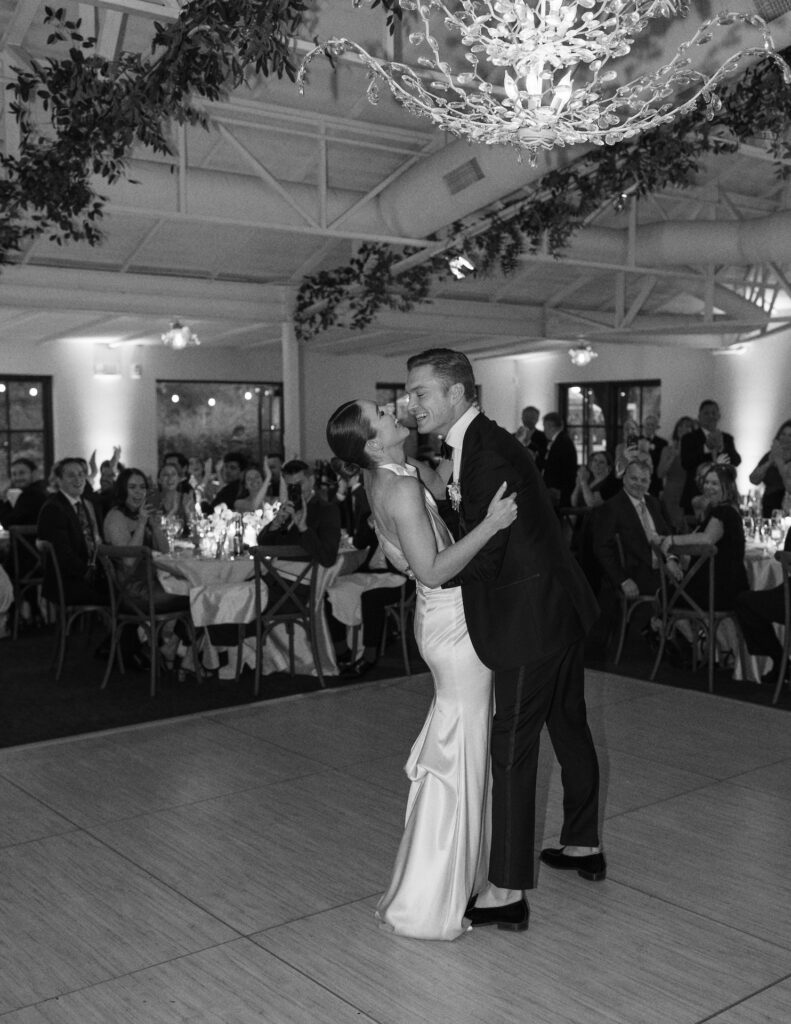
298 3 791 154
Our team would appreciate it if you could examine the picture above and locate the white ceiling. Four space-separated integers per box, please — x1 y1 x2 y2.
2 0 791 358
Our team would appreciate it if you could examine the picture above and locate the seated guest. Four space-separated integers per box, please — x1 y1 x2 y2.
163 451 193 495
37 457 107 606
680 399 741 514
735 530 791 685
211 451 248 509
749 419 791 518
656 464 748 610
233 463 272 514
151 463 194 536
571 451 620 510
593 460 672 602
325 468 412 676
657 415 697 531
542 412 577 508
103 468 190 665
257 460 340 568
0 457 48 528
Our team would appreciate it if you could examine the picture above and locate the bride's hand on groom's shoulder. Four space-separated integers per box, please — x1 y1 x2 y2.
486 481 518 531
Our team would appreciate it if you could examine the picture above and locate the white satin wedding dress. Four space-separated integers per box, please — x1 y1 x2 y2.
374 463 492 941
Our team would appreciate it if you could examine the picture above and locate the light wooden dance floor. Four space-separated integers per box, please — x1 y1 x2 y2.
1 669 790 1023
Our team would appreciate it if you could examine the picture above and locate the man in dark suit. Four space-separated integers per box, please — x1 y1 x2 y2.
593 460 673 600
257 459 340 567
0 458 48 529
542 412 578 508
514 405 548 469
680 400 740 514
37 457 106 606
406 348 602 931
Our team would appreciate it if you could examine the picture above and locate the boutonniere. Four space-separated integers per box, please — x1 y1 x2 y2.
447 481 461 512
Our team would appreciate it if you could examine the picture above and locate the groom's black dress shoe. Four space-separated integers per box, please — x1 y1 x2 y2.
466 898 529 932
540 848 607 881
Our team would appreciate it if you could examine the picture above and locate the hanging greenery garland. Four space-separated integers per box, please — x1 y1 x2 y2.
294 53 791 340
1 2 789 347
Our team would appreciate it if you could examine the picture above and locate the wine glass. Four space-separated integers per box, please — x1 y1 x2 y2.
162 513 181 555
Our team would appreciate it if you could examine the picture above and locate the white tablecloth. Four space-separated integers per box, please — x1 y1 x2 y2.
155 545 367 679
155 552 259 627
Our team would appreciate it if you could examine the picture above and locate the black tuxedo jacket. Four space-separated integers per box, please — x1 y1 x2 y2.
542 429 578 507
450 412 599 672
680 427 741 513
0 480 48 528
592 489 670 595
37 491 100 599
257 494 341 567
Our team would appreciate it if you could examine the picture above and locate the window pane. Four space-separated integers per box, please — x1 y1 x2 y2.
157 381 283 467
8 381 44 429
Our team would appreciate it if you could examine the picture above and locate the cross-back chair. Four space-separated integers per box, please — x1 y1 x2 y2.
650 541 741 693
249 544 325 696
36 539 111 680
97 544 202 697
9 525 46 638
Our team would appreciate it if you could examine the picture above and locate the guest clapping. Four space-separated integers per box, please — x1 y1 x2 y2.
749 419 791 517
571 451 620 509
151 463 194 535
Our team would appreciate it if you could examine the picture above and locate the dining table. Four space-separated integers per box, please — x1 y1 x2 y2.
154 540 368 680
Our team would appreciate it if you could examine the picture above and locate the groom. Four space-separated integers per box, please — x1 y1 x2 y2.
406 348 604 930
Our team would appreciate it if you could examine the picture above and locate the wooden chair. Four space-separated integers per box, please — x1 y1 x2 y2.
612 533 658 665
36 539 112 681
8 525 46 638
772 551 791 705
97 544 202 697
250 544 325 696
650 542 742 693
379 581 417 675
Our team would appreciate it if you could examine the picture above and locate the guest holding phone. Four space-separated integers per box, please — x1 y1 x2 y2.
254 458 341 615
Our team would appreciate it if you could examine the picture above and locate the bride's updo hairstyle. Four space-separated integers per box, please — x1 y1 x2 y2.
326 400 376 475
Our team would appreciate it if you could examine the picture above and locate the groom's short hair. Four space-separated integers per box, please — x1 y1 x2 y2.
407 348 476 401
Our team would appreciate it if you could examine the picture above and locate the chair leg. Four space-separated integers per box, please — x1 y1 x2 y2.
234 625 245 684
400 622 411 675
100 625 120 690
613 598 629 665
773 647 790 705
649 627 666 681
310 618 325 688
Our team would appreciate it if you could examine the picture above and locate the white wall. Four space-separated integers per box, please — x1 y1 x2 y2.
6 329 790 493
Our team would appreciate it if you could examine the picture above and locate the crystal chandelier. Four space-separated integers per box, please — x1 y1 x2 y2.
299 1 790 155
161 321 200 350
569 343 597 365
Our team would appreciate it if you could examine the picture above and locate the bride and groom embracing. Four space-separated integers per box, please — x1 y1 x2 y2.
326 348 603 941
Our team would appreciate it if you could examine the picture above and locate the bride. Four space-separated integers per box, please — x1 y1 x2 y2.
326 399 517 940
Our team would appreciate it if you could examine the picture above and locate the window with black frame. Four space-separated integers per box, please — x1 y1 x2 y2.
156 381 283 467
560 380 661 465
0 376 53 480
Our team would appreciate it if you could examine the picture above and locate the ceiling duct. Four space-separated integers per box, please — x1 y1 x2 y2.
443 158 485 196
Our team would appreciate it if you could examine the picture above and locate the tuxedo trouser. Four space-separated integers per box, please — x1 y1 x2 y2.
488 638 600 889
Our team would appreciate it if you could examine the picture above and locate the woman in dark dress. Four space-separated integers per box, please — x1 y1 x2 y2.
749 419 791 518
657 464 748 610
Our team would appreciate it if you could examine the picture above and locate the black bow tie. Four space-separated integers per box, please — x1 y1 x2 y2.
440 441 453 461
